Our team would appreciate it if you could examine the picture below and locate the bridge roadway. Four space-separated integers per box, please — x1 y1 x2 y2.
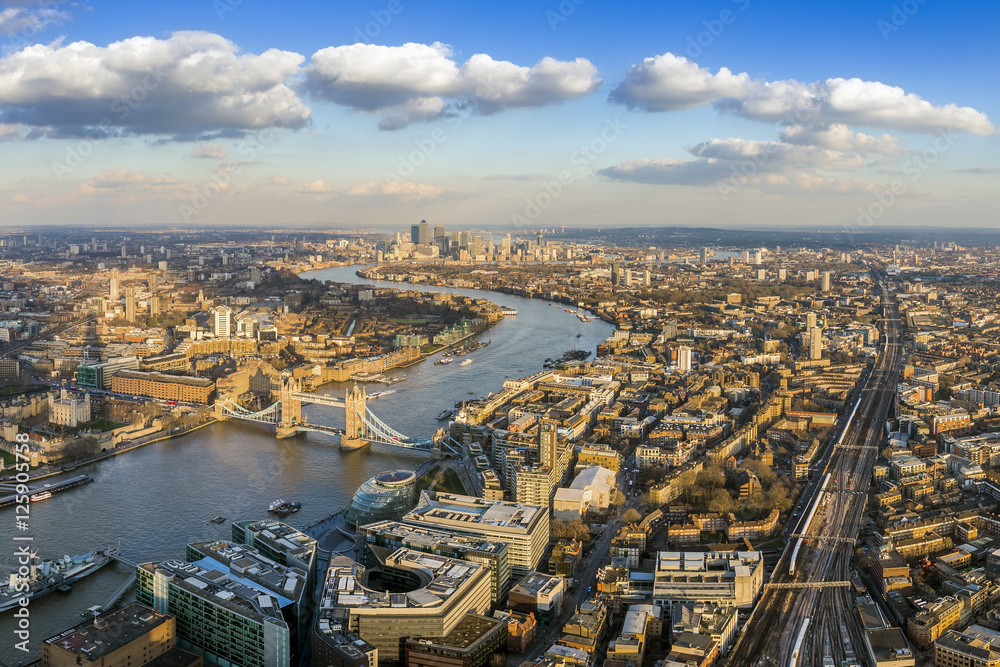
726 274 902 667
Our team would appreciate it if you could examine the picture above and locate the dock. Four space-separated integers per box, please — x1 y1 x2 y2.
101 573 136 612
0 474 93 508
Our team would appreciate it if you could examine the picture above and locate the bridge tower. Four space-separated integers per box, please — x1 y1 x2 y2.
276 373 302 438
341 384 368 450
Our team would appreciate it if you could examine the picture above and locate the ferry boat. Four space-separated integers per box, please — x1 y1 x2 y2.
30 490 52 502
386 376 404 385
434 358 454 365
460 359 473 366
0 546 119 614
368 391 387 399
437 408 458 420
268 499 287 512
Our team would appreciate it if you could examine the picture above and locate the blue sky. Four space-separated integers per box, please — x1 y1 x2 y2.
1 0 997 230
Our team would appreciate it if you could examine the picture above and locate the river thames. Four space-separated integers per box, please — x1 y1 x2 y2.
0 264 613 665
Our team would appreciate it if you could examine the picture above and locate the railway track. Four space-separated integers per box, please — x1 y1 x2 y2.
726 274 902 667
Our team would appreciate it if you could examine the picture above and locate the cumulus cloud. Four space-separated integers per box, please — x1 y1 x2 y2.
608 53 750 111
720 77 994 136
306 42 600 129
190 143 227 159
779 124 903 155
0 31 310 140
599 136 876 187
610 52 994 137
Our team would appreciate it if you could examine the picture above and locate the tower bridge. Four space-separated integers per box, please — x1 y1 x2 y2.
215 374 438 452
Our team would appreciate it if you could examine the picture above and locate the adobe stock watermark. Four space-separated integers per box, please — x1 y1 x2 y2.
179 105 305 223
353 0 410 43
877 0 929 40
716 100 816 202
214 0 243 21
685 0 751 59
384 76 504 184
510 117 628 227
11 432 33 654
546 0 585 31
51 66 167 181
848 128 956 237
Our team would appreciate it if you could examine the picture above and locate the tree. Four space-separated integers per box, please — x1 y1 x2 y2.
620 508 641 525
611 489 626 506
766 485 793 514
676 470 698 503
696 464 726 493
708 488 737 515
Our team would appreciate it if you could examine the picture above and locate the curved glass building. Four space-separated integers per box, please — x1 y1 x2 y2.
345 470 419 527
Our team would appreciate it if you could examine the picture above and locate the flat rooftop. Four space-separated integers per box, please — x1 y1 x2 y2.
320 549 485 611
405 492 542 531
43 602 172 661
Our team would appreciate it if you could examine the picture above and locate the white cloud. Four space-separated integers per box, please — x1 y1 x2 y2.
610 52 994 136
71 168 199 202
190 143 227 159
297 179 336 194
689 138 865 171
306 42 600 129
0 4 71 36
779 124 903 155
346 180 471 200
720 77 994 136
608 53 750 111
0 31 309 140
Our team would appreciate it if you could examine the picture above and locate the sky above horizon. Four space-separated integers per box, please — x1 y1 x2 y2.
0 0 997 232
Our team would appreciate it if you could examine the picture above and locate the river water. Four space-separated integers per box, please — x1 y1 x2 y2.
0 264 614 665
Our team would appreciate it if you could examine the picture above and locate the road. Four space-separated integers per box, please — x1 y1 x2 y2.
0 315 96 357
726 272 903 667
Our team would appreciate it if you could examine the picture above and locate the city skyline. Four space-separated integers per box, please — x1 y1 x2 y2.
0 0 996 229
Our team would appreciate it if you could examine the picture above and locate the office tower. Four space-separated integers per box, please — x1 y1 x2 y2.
821 271 831 293
539 419 558 470
806 312 817 330
121 245 127 258
700 247 709 263
459 231 470 249
501 234 511 255
411 220 430 246
678 346 693 372
213 306 233 337
125 287 136 323
434 224 445 243
809 327 823 360
778 268 787 282
403 493 549 578
611 262 622 286
109 269 120 300
137 541 305 667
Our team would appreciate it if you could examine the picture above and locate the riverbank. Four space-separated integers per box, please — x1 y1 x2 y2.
352 265 614 325
3 419 219 483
